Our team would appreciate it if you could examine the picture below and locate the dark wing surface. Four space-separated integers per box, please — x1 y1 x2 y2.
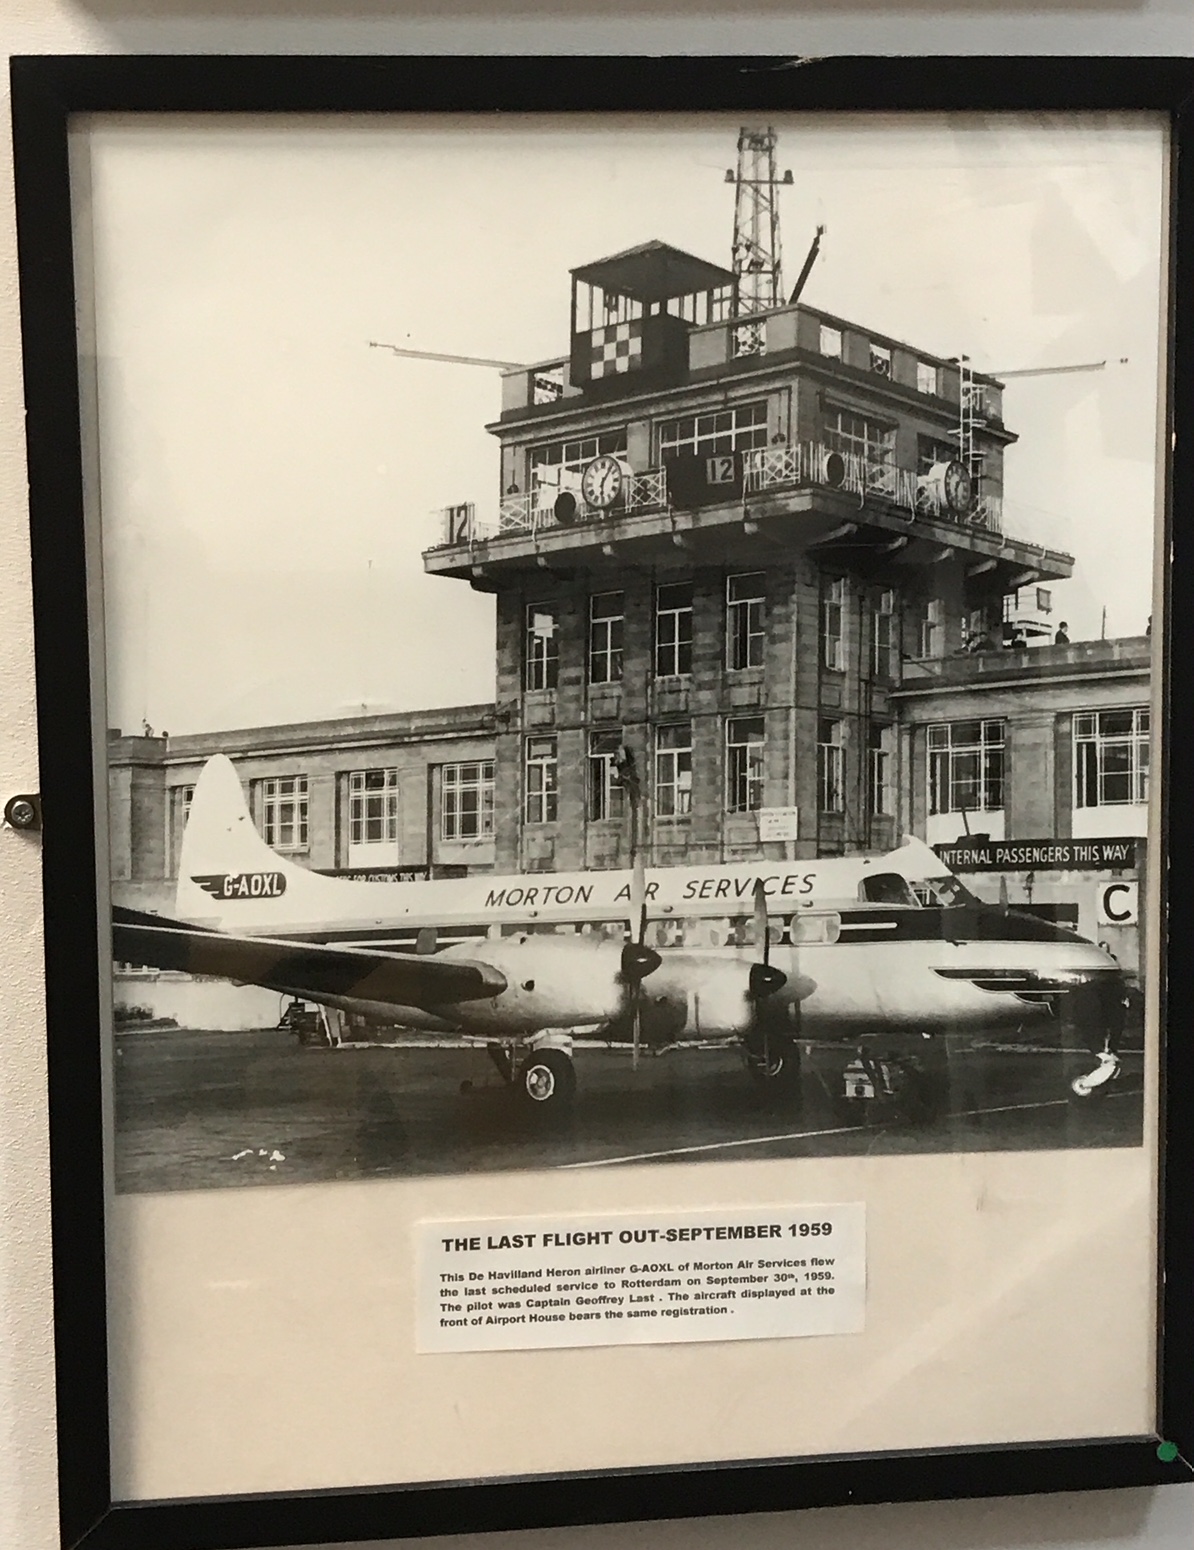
112 906 507 1008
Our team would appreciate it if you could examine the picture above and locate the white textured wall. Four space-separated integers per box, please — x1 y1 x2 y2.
1 4 1192 1549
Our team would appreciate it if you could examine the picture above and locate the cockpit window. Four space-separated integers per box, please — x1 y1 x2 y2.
916 874 979 908
860 872 917 906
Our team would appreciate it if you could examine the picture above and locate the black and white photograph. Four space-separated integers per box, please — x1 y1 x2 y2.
94 112 1162 1193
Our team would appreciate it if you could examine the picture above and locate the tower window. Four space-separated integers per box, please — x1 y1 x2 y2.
825 408 896 491
655 724 693 818
589 591 624 685
919 598 945 659
822 577 845 671
872 588 898 679
525 737 558 825
725 717 766 813
657 401 768 461
817 721 845 813
655 582 694 677
868 726 893 816
726 572 766 671
588 730 626 822
528 431 627 495
525 603 559 691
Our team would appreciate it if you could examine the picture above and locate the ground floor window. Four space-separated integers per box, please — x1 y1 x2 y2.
441 761 495 840
260 775 308 850
1074 708 1149 807
928 719 1004 815
348 769 399 847
868 725 893 815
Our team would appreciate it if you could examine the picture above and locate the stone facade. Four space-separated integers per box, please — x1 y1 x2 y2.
108 704 497 913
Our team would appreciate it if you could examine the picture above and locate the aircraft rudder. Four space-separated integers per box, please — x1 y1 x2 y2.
174 755 323 921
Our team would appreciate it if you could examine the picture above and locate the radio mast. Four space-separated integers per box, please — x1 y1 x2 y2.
726 127 793 317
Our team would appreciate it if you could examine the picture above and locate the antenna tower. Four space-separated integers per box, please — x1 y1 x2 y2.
726 127 793 317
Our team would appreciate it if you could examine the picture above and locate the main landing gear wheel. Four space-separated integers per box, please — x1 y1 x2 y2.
742 1033 803 1103
517 1048 577 1114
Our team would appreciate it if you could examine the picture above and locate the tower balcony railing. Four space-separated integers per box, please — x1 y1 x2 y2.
429 442 1012 550
743 441 1004 535
434 467 671 544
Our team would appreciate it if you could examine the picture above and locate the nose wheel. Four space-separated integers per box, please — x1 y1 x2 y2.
1070 1047 1122 1100
517 1047 577 1112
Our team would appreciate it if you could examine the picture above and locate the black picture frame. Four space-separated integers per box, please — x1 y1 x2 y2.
10 53 1194 1550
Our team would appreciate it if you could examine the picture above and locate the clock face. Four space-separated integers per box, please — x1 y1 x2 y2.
581 454 625 509
944 460 974 514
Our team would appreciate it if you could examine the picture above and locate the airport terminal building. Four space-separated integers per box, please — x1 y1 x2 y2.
109 633 1150 987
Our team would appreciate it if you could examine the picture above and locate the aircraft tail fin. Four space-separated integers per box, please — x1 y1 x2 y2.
175 755 337 926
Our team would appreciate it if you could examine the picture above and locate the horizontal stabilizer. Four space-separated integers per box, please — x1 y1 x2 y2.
112 907 507 1008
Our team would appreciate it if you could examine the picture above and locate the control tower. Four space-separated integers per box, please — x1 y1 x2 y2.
423 240 1073 874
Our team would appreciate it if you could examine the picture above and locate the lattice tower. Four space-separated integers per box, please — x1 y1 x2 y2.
727 127 792 316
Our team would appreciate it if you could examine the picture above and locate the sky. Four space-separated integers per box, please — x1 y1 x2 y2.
80 113 1166 736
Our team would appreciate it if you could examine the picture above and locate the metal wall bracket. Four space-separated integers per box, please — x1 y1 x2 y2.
4 793 42 831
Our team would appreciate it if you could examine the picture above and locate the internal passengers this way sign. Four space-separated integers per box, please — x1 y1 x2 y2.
416 1205 866 1352
933 837 1138 872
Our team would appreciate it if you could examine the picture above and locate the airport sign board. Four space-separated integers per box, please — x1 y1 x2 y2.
316 865 432 882
934 837 1137 872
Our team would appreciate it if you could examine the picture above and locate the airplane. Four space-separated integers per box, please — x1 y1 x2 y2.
112 754 1130 1119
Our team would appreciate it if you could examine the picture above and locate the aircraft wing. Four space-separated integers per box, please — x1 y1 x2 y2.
112 906 507 1009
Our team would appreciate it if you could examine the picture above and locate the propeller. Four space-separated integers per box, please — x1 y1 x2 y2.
621 847 661 1070
747 880 788 1068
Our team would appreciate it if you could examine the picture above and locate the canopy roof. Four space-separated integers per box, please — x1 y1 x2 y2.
571 241 734 303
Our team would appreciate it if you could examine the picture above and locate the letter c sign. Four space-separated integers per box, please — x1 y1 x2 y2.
1097 881 1138 926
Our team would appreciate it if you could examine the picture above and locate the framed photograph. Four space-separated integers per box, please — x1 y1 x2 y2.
11 54 1194 1550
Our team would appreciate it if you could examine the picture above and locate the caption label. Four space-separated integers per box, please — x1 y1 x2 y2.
416 1204 865 1353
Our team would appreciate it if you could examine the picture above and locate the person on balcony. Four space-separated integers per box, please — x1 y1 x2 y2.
1054 622 1071 644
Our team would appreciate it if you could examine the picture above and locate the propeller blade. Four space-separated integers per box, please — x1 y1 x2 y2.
747 880 787 1069
631 851 647 945
752 879 771 969
622 854 658 1073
